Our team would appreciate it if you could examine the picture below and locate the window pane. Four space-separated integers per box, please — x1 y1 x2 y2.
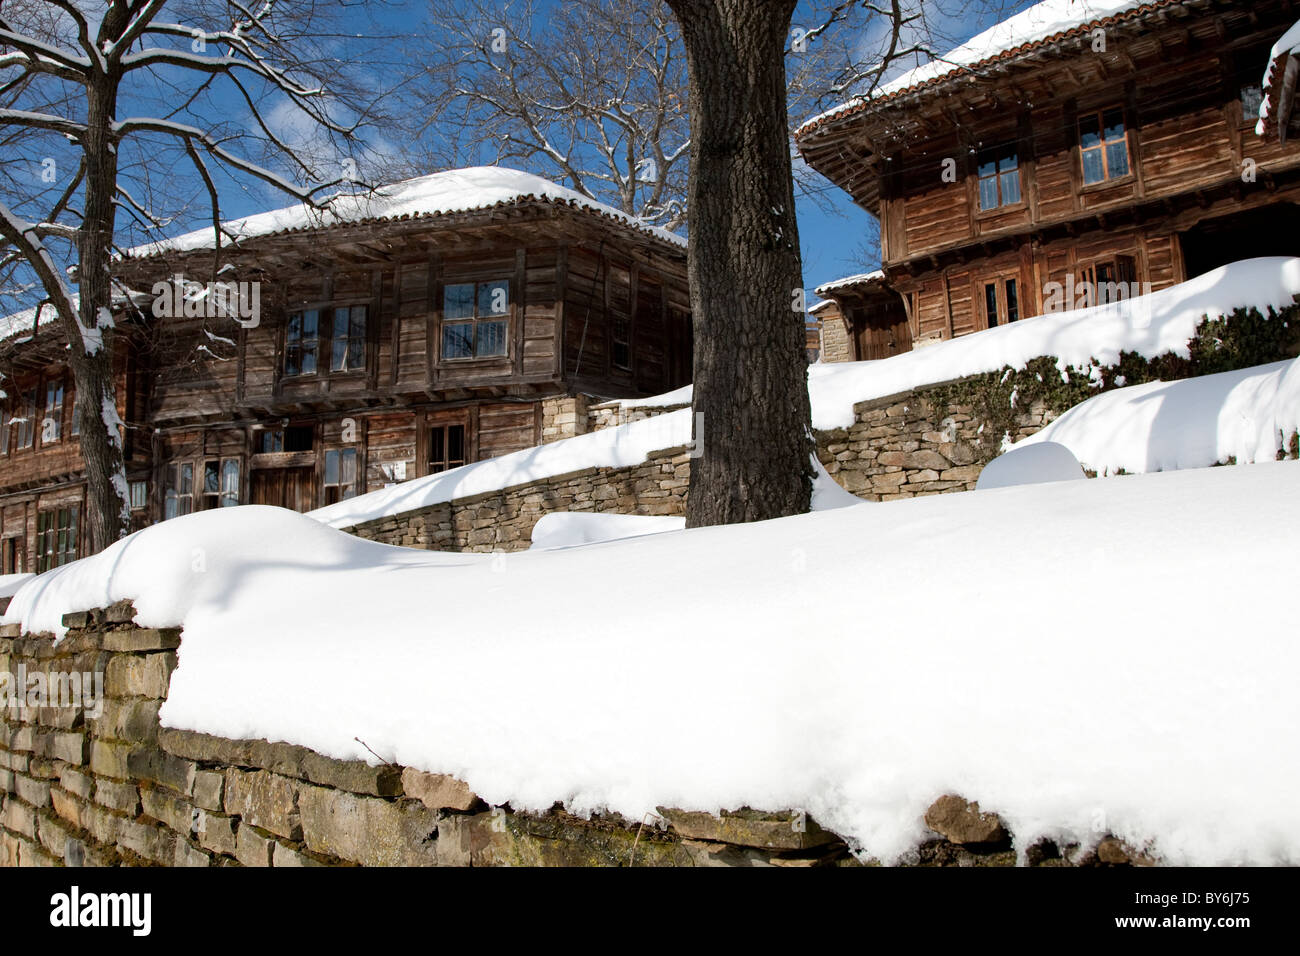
285 349 300 377
477 320 507 357
324 448 339 485
442 323 474 359
1079 113 1101 149
1105 139 1129 178
1006 279 1019 322
180 463 193 495
350 306 367 338
444 283 475 320
301 346 316 375
204 461 220 494
221 459 239 505
347 340 365 370
479 280 510 317
977 156 997 179
985 283 999 327
332 336 348 372
978 176 999 211
287 312 302 342
998 151 1018 174
1242 85 1263 121
340 448 357 486
1103 109 1125 142
301 310 318 337
449 424 464 464
1000 169 1021 205
165 490 177 520
1081 147 1105 185
430 428 444 469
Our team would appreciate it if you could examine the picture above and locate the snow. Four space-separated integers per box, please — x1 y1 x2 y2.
126 166 685 259
0 573 33 599
1016 359 1300 474
1257 19 1300 135
309 409 699 529
530 513 685 550
975 441 1086 490
5 460 1299 865
621 258 1300 431
799 0 1149 132
814 270 884 296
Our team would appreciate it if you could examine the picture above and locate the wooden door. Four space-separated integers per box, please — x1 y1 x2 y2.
250 467 316 512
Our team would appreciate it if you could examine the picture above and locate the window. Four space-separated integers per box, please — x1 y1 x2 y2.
977 145 1022 210
331 305 367 372
442 280 509 359
1241 84 1264 123
323 447 358 503
428 423 466 474
1080 255 1137 306
257 426 312 453
164 462 194 519
1079 108 1130 185
284 309 320 376
36 507 78 572
3 537 22 575
43 378 63 444
129 480 148 511
16 388 36 449
983 278 1020 328
201 458 241 509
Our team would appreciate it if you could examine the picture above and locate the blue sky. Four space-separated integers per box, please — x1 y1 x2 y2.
4 0 1029 315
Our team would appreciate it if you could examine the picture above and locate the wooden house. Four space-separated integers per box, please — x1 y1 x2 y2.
0 167 691 571
796 0 1300 353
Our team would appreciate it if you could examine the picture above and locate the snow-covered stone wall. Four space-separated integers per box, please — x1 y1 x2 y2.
0 605 1157 867
345 445 692 552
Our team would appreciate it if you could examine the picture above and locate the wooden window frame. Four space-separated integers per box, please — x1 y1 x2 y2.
200 457 242 509
426 421 467 475
35 506 78 572
3 536 23 575
982 275 1021 329
976 143 1023 213
128 480 149 511
1078 106 1132 187
329 304 368 374
439 278 511 363
15 386 36 451
322 446 360 504
283 307 322 378
164 462 195 519
42 376 64 445
1078 254 1138 307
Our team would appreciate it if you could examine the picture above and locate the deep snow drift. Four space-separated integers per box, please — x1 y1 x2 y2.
1017 358 1300 474
5 461 1299 865
975 442 1086 491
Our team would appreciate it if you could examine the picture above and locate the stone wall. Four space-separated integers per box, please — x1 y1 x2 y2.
816 384 1056 501
347 446 692 552
0 607 1154 867
343 380 1060 550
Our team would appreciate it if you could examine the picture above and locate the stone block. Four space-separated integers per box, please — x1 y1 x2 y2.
104 652 176 699
141 785 196 835
924 794 1008 845
298 784 438 866
235 823 275 867
302 752 402 796
658 808 839 851
224 769 301 839
401 768 480 812
195 809 238 856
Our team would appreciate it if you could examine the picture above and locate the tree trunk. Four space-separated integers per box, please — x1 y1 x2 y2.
666 0 813 527
69 75 131 554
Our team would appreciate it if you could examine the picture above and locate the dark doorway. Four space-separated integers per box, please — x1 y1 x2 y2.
1180 203 1300 279
845 293 912 360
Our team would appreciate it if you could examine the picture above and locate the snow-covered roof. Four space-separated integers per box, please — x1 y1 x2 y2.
807 299 838 315
0 301 59 346
125 166 686 260
797 0 1172 138
1256 19 1300 140
814 270 886 297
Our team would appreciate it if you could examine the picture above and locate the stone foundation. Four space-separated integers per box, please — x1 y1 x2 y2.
0 607 1154 867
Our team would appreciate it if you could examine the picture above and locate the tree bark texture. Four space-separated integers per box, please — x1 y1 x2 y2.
667 0 814 528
